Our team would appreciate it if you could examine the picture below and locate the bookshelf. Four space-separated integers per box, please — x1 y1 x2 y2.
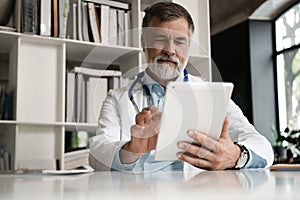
0 0 211 170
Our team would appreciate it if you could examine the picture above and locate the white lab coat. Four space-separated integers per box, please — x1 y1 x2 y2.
89 74 274 171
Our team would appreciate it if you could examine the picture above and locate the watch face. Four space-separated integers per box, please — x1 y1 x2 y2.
234 143 250 169
236 151 248 168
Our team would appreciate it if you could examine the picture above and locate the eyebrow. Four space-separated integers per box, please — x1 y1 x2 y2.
152 34 188 41
175 37 188 41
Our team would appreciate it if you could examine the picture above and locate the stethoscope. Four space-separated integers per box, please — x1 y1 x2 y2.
128 68 189 113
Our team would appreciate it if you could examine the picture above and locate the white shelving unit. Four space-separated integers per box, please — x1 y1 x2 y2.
0 0 210 170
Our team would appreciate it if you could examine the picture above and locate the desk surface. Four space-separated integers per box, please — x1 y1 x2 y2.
0 169 299 200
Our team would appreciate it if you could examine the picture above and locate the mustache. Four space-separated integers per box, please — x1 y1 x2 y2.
153 55 180 67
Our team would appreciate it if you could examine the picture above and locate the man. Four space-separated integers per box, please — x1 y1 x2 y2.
89 2 274 172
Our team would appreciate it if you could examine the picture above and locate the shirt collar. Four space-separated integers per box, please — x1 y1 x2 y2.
143 70 159 85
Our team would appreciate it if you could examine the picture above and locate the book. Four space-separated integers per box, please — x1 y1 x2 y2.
66 67 121 123
100 4 109 44
59 0 70 38
85 0 129 10
94 4 102 42
14 0 22 32
72 67 122 77
66 71 85 122
51 0 59 37
73 3 78 39
66 71 76 122
75 73 86 122
66 0 78 39
86 77 107 123
109 8 118 45
87 2 101 43
22 0 39 34
40 0 51 36
64 158 89 170
77 0 83 40
81 2 90 41
36 0 41 35
64 149 89 170
117 9 125 46
124 11 130 46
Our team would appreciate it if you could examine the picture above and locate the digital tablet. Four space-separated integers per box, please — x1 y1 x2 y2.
154 82 234 161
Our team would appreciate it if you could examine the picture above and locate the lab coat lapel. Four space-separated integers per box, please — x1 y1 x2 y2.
133 89 144 111
118 88 143 139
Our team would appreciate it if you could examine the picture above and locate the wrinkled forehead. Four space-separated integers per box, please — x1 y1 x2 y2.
143 27 189 40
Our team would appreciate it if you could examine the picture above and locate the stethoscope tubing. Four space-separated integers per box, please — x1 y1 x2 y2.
128 68 188 113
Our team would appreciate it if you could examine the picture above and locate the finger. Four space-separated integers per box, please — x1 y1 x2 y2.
187 130 218 151
130 125 146 138
148 133 158 150
177 152 212 169
142 106 158 113
135 110 151 125
131 124 157 138
177 142 215 160
143 120 159 137
136 107 161 125
151 111 162 122
148 106 161 120
219 116 230 139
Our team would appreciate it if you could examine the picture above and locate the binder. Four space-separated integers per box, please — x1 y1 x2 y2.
22 0 39 34
40 0 51 36
77 0 83 40
87 2 101 43
109 8 117 45
100 4 109 44
59 0 70 38
81 2 90 41
117 9 125 46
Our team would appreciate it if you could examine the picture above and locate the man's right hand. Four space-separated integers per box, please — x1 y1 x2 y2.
120 106 161 164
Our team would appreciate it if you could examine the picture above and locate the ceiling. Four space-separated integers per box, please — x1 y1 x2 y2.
209 0 298 35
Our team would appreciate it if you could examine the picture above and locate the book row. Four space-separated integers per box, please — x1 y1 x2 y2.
66 66 122 123
20 0 132 46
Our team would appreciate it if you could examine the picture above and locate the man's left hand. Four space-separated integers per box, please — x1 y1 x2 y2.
176 117 241 170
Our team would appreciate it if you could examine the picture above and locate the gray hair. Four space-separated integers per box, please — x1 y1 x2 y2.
142 1 195 36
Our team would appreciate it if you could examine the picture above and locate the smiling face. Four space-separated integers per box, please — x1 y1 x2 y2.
142 16 190 82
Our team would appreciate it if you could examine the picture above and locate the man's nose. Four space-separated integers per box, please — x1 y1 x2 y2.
162 41 176 56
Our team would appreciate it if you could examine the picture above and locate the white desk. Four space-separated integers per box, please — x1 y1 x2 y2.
0 169 299 200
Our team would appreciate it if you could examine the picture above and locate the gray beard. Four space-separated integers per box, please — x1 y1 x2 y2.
146 63 181 87
145 54 189 86
148 62 181 79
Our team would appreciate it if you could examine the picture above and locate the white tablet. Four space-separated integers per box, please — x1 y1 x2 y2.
154 82 234 161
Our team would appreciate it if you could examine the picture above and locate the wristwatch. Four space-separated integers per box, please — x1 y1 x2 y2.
234 142 250 169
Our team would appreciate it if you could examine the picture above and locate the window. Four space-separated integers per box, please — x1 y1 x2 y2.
275 2 300 131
